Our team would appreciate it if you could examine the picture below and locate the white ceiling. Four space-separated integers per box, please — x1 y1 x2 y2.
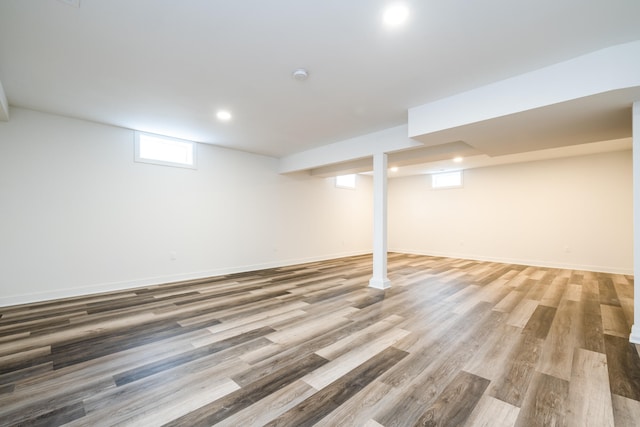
1 0 639 168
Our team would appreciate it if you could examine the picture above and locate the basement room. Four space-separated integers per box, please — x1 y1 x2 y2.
1 1 640 426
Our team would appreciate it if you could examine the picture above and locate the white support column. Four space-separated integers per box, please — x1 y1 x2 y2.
0 79 9 122
369 152 391 289
630 102 640 343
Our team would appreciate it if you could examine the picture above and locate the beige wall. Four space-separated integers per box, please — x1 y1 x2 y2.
389 150 633 274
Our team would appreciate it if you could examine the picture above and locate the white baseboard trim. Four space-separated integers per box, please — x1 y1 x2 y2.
0 250 372 308
3 249 631 308
389 248 634 275
369 277 392 289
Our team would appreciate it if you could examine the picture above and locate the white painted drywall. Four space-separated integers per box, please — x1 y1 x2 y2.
408 40 640 138
279 125 422 174
389 150 633 274
0 108 373 305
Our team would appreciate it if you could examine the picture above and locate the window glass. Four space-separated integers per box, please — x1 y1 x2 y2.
335 174 356 189
135 132 196 169
432 171 462 189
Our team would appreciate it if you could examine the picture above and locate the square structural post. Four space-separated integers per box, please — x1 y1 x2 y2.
630 101 640 343
369 152 391 289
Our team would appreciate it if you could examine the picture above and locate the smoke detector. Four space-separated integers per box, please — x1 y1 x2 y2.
292 69 309 81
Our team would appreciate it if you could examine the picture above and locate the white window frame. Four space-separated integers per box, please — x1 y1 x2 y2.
335 174 356 189
134 131 197 169
431 170 463 189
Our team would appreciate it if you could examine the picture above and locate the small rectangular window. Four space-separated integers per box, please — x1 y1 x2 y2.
135 131 197 169
432 171 462 189
335 174 356 189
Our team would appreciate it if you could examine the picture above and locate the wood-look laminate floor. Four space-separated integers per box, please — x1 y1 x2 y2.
1 253 639 426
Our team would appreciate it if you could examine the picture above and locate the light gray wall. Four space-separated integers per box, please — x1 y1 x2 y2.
1 107 633 306
0 108 373 305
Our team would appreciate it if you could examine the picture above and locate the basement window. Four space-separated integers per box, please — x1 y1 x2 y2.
335 174 356 189
134 131 197 169
432 171 462 189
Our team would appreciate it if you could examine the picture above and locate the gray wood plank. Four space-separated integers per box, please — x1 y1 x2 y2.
0 254 633 426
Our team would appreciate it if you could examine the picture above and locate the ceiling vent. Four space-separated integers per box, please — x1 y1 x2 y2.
292 69 309 81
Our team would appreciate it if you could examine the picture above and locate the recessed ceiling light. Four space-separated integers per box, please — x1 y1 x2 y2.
383 3 409 27
453 157 463 163
390 166 399 172
216 110 232 121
